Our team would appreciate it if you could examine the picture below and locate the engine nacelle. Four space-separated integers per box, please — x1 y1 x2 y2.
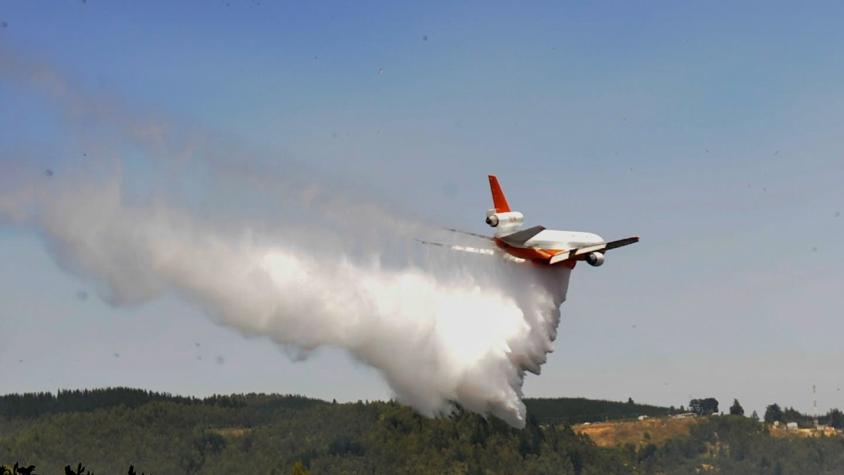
485 210 523 228
586 251 605 267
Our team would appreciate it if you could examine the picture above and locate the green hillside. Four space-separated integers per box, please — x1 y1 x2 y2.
0 388 842 474
525 397 675 426
0 389 668 428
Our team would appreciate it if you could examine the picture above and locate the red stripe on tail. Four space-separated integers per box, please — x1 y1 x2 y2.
488 175 511 212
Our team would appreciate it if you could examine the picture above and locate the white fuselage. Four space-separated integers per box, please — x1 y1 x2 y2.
482 175 637 266
522 229 604 250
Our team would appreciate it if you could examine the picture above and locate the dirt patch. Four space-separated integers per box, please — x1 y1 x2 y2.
573 417 699 448
209 427 252 438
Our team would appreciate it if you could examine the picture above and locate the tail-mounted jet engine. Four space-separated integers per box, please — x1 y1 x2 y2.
485 210 524 228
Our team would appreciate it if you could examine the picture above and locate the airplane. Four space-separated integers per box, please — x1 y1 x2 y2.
421 176 639 268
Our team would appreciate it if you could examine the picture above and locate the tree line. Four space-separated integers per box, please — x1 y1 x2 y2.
1 388 843 474
686 396 844 429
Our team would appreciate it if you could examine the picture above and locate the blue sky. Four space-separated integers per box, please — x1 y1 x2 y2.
1 1 843 416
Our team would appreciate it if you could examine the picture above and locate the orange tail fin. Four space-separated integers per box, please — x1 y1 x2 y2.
488 175 511 212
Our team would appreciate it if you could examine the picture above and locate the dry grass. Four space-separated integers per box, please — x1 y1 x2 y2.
768 425 841 439
575 417 843 448
573 417 699 448
209 427 252 438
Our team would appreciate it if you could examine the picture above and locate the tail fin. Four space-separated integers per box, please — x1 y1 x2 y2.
488 175 511 212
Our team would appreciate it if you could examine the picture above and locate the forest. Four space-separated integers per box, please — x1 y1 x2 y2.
1 388 843 474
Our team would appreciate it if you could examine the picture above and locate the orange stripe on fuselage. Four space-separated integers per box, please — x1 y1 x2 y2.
494 238 577 269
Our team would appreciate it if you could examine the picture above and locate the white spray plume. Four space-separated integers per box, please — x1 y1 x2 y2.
0 172 571 428
0 48 572 428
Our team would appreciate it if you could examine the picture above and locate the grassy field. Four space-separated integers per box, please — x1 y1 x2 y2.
573 416 699 448
574 415 844 449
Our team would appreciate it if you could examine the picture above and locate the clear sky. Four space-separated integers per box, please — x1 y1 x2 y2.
1 1 843 417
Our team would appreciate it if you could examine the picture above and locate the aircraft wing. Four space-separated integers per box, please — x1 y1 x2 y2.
499 225 545 246
604 236 640 250
548 236 639 265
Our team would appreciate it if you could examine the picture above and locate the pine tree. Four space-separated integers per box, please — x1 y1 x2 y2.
826 409 844 429
765 403 784 423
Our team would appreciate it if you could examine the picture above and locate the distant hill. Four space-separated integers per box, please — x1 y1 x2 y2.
524 397 676 426
1 388 843 474
0 387 324 420
0 388 673 426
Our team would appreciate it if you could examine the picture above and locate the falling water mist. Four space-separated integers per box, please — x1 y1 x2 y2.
0 47 572 428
